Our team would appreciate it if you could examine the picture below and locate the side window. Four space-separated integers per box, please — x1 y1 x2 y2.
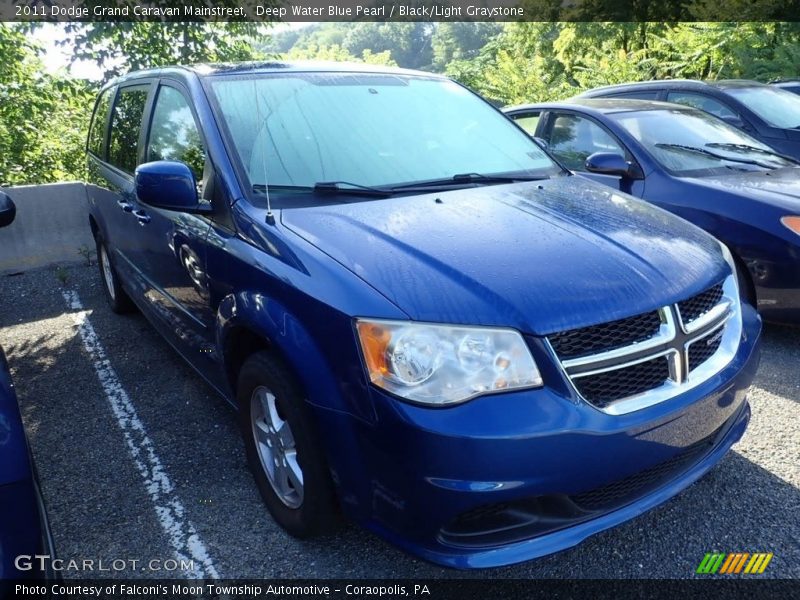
108 86 149 174
88 87 113 157
546 114 626 171
146 86 207 184
666 92 737 119
510 112 540 135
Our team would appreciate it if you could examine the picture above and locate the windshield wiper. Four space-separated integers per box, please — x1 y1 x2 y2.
654 143 774 169
252 184 309 193
705 142 800 165
253 181 393 197
390 172 546 191
256 174 544 199
312 181 392 197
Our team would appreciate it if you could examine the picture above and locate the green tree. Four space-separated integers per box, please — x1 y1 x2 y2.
265 22 435 70
261 28 303 54
431 23 502 70
0 24 94 186
342 23 434 69
285 43 396 66
448 24 570 104
646 22 800 81
288 24 348 54
62 22 267 80
449 21 800 106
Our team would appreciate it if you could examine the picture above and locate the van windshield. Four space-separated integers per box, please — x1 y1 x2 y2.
208 72 560 196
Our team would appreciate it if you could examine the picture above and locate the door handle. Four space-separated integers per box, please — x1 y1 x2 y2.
132 209 151 225
116 199 133 212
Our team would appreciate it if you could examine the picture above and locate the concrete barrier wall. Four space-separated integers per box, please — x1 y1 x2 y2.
0 182 94 274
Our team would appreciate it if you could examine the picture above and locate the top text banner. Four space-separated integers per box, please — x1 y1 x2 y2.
4 0 800 22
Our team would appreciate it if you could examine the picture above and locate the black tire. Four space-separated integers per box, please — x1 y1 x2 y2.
237 351 340 538
96 237 135 314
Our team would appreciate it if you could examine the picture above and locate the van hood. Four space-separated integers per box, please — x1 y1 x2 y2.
282 177 727 335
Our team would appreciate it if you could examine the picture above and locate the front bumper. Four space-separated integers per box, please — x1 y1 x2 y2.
317 304 761 568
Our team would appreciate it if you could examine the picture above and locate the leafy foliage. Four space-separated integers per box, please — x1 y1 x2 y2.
3 21 800 186
1 21 271 186
0 24 94 186
284 42 395 65
450 22 800 105
62 22 265 80
431 23 502 70
263 22 499 71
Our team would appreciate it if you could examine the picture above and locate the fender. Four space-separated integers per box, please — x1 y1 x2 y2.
216 291 377 423
215 291 381 517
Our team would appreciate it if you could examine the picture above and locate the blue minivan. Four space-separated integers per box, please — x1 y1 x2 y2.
85 62 761 568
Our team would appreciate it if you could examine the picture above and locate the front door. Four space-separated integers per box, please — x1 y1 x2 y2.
126 82 220 379
542 112 644 194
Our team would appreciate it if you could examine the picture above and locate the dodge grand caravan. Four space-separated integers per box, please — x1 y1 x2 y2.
84 62 761 568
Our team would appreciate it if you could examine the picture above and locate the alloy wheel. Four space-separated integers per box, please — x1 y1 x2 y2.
250 386 304 508
100 245 116 301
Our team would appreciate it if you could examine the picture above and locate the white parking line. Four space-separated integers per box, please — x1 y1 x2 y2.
62 290 220 580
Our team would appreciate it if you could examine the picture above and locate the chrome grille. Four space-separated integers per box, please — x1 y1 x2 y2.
678 283 724 325
572 355 671 407
688 328 724 372
549 310 662 360
548 276 740 415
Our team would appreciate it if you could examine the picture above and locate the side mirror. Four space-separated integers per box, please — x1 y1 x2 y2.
585 152 643 179
135 161 207 212
0 191 16 228
533 137 549 150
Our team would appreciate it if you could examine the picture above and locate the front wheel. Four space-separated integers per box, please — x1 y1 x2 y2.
237 351 340 538
97 238 135 314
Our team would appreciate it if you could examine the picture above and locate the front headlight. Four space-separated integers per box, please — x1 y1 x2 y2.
355 319 543 406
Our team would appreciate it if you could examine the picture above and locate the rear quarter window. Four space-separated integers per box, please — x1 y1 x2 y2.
108 86 150 174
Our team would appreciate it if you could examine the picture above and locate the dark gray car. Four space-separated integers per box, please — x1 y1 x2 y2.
772 79 800 96
580 79 800 160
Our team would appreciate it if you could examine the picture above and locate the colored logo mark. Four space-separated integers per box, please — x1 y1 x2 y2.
696 552 773 574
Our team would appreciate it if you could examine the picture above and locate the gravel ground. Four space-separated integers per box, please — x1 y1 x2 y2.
1 263 797 580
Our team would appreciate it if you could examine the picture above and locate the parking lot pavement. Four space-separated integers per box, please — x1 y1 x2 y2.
1 264 798 580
